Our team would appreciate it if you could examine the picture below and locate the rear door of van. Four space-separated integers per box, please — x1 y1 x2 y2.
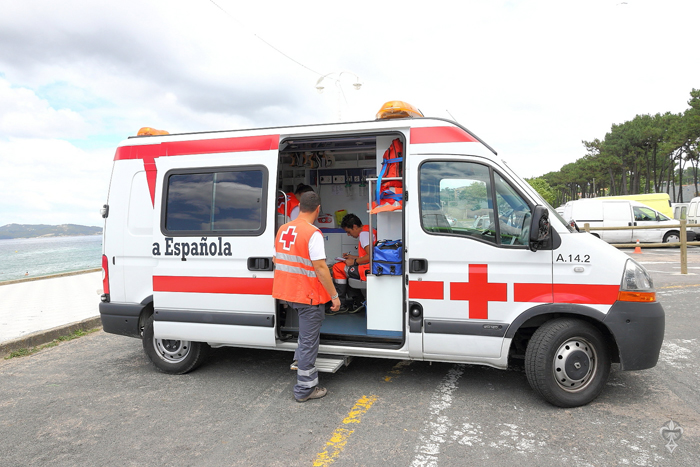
149 134 280 347
689 199 700 235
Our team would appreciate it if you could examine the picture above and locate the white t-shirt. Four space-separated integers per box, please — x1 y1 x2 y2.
308 231 325 261
289 206 300 220
358 230 371 250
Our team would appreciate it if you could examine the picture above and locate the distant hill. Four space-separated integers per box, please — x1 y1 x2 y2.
0 224 103 239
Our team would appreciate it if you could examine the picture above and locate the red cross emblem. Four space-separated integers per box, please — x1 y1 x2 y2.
450 264 507 319
279 226 297 251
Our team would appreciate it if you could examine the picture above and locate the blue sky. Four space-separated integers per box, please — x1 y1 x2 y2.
1 0 699 226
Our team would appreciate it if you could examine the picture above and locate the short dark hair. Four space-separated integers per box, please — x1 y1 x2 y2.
340 213 362 229
299 192 321 213
294 184 314 196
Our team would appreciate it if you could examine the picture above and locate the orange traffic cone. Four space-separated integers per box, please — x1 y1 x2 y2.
633 239 642 254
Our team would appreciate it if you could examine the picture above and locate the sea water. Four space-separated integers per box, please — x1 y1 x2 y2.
0 235 102 282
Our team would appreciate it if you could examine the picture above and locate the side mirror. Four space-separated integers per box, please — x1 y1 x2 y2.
529 205 550 251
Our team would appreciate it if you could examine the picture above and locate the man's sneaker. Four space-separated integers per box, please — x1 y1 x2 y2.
290 360 298 371
295 386 328 402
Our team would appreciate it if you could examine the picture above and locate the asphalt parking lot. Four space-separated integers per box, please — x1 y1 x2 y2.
0 248 698 467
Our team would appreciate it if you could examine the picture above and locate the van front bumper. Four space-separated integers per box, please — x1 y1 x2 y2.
99 302 144 338
603 300 665 370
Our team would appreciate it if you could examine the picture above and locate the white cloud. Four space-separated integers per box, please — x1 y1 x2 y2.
0 0 699 226
0 138 112 226
0 78 89 139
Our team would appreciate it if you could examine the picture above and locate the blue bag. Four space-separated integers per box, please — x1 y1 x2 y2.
372 240 403 276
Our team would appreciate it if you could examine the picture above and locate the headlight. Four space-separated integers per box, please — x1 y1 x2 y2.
618 259 656 302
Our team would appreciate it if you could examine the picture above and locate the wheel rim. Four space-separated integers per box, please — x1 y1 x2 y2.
665 234 679 243
153 337 191 364
553 337 597 392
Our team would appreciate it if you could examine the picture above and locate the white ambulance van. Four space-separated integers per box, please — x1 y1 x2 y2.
99 101 664 407
688 197 700 235
563 198 694 244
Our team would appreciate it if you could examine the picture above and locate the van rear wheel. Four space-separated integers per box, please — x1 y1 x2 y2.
525 318 610 408
142 314 208 374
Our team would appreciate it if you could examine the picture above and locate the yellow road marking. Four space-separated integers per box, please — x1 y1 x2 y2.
384 360 413 382
658 284 700 289
313 395 378 467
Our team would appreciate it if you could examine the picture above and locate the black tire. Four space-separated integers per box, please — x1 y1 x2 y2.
142 314 208 374
525 318 610 408
663 231 680 244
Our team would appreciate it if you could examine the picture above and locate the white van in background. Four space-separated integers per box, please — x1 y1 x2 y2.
688 197 700 235
671 203 689 220
563 198 695 244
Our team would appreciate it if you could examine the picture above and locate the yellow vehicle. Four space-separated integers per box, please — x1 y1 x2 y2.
594 193 672 218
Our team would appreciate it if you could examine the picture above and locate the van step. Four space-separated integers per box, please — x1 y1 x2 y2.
315 356 353 373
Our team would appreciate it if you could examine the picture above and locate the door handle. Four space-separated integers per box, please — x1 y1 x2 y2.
247 257 273 271
409 258 428 274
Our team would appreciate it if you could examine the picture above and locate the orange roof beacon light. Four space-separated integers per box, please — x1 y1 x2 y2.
376 101 424 120
137 127 170 136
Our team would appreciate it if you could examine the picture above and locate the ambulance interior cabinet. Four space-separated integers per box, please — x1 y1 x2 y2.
366 274 403 336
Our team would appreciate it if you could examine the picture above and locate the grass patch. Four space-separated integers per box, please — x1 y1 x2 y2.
4 328 100 360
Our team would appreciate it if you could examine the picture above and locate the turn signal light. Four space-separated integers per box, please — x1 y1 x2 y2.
137 127 170 136
376 101 424 120
617 291 656 302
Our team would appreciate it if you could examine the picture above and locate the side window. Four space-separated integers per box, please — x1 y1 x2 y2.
494 173 532 246
681 206 687 220
419 161 531 246
633 206 656 222
164 167 266 236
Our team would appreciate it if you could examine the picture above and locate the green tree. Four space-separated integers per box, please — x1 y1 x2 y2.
526 177 556 206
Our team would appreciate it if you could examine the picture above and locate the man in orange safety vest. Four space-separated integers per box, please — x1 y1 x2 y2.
331 213 376 310
273 192 341 402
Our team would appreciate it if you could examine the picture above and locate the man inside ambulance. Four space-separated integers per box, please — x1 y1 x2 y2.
277 184 314 220
331 214 376 311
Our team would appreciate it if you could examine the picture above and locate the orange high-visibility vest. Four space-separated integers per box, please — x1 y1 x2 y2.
273 219 331 305
276 192 300 217
370 138 403 214
356 225 377 281
357 225 377 257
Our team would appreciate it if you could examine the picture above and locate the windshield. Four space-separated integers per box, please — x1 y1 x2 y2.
500 160 574 232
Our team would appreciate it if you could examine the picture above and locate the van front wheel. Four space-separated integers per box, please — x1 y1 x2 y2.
142 314 208 374
525 318 610 407
663 231 680 244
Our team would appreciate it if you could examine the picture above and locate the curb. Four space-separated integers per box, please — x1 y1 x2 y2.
0 316 103 358
0 268 101 287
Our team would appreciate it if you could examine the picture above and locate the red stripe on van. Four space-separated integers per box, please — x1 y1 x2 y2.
552 284 619 305
513 283 553 302
113 134 280 206
114 134 280 161
408 281 444 300
514 283 618 305
153 276 274 295
410 126 478 144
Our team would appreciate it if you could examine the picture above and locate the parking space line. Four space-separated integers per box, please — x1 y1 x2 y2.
313 394 378 466
410 364 465 467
